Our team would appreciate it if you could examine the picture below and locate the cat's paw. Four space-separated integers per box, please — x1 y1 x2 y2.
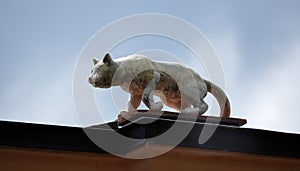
181 107 199 114
150 101 163 111
117 110 133 124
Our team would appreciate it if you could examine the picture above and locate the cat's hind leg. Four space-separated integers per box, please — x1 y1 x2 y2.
181 99 208 115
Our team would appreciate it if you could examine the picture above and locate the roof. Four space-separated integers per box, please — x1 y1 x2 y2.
0 114 299 158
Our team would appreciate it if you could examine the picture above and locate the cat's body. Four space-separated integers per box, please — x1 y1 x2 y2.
88 53 230 118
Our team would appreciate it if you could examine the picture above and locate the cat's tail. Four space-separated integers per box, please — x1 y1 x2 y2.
204 80 231 118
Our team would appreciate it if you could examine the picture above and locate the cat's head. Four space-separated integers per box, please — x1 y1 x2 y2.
88 53 118 88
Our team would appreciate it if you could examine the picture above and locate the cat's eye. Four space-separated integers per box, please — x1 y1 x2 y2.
96 69 100 73
91 70 93 73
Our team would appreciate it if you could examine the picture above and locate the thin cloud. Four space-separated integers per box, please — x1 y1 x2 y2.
241 42 300 133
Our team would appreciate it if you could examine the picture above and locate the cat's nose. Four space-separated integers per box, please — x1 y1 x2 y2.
88 77 93 84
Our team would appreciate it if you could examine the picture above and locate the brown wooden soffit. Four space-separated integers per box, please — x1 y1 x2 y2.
0 145 300 171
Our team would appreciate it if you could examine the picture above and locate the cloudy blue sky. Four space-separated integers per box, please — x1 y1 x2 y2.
1 0 300 133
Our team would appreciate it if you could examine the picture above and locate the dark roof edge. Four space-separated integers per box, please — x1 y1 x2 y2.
0 120 299 158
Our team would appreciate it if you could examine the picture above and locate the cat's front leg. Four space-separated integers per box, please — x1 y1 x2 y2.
142 71 163 111
118 94 142 123
127 94 142 113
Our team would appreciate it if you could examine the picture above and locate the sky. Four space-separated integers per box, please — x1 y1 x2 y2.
0 0 300 133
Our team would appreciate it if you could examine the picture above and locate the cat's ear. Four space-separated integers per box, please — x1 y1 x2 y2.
103 53 114 66
93 58 100 65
